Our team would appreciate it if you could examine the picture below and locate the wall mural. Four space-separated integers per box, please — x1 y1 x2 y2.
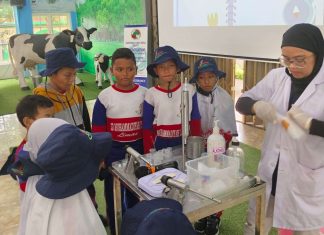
76 0 145 74
31 0 76 12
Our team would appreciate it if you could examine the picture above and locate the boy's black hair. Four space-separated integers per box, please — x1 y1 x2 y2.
16 95 54 127
111 48 136 65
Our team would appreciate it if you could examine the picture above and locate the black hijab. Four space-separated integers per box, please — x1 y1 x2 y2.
281 23 324 108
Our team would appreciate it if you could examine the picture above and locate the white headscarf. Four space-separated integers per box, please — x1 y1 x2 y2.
19 118 106 235
23 118 68 162
18 118 68 235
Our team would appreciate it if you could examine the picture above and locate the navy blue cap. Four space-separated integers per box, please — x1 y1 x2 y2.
190 57 226 83
147 46 189 77
8 149 44 181
35 124 112 199
121 198 196 235
40 47 85 76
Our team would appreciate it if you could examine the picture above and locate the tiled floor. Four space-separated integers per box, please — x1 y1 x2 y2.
0 99 264 235
0 114 25 235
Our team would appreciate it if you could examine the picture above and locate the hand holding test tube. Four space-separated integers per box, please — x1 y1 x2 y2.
276 113 306 140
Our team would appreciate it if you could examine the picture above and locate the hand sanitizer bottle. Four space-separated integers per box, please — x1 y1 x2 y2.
207 120 226 167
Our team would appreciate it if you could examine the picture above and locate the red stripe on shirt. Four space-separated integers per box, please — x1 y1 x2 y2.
92 125 107 133
155 124 182 138
107 117 143 142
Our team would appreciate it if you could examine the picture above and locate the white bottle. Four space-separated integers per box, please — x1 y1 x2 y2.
207 120 226 166
226 136 245 177
276 114 306 140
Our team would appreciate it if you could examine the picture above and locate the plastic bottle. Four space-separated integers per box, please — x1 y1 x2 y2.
276 113 306 140
226 136 245 177
207 120 226 166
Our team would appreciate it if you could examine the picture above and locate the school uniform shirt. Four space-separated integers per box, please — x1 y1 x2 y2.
197 85 237 139
92 84 147 162
143 83 201 153
33 84 91 131
240 66 324 230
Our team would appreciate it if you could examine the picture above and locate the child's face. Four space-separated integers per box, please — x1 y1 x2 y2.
197 71 218 93
153 60 178 83
110 58 137 90
24 106 55 130
50 67 77 93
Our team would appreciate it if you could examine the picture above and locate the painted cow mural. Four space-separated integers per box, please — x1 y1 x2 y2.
94 53 113 89
8 26 97 90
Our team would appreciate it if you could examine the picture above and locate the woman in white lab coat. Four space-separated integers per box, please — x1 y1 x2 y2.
236 23 324 235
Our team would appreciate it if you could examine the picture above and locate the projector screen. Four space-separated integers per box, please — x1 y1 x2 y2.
158 0 324 61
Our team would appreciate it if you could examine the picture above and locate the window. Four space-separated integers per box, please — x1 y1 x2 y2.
0 4 16 64
32 13 70 34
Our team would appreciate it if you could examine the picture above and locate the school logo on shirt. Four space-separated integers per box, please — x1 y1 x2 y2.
110 121 142 132
157 129 182 138
108 118 143 142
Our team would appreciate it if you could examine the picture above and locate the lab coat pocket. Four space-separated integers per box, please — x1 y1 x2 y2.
293 163 324 197
258 151 277 183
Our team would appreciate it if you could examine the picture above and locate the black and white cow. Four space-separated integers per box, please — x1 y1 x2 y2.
8 26 97 90
94 53 113 89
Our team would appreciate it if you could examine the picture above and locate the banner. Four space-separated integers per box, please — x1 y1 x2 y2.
124 25 148 87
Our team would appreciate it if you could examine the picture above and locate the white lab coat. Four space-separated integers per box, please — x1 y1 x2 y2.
197 85 237 139
241 65 324 230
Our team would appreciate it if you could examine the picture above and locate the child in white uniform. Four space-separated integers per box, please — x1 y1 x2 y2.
190 57 237 148
190 57 237 235
22 118 111 235
143 45 201 153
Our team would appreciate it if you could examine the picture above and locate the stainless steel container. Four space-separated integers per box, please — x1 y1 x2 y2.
186 136 204 159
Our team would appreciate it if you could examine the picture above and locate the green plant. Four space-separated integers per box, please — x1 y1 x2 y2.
235 61 244 80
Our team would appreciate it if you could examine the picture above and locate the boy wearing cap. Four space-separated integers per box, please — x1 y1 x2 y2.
33 47 91 131
22 118 111 235
143 45 201 153
191 57 237 146
121 198 196 235
190 57 237 235
92 48 147 235
33 47 104 224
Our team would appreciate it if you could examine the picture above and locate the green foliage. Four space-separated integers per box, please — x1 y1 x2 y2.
76 0 145 41
76 0 145 74
235 67 244 80
235 61 244 80
0 5 15 25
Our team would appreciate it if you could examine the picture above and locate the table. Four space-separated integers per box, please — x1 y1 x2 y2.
110 160 266 235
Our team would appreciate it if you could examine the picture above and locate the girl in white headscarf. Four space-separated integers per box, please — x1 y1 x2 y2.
17 118 68 235
19 118 108 235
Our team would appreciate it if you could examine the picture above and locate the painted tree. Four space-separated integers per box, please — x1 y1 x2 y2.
76 0 145 41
